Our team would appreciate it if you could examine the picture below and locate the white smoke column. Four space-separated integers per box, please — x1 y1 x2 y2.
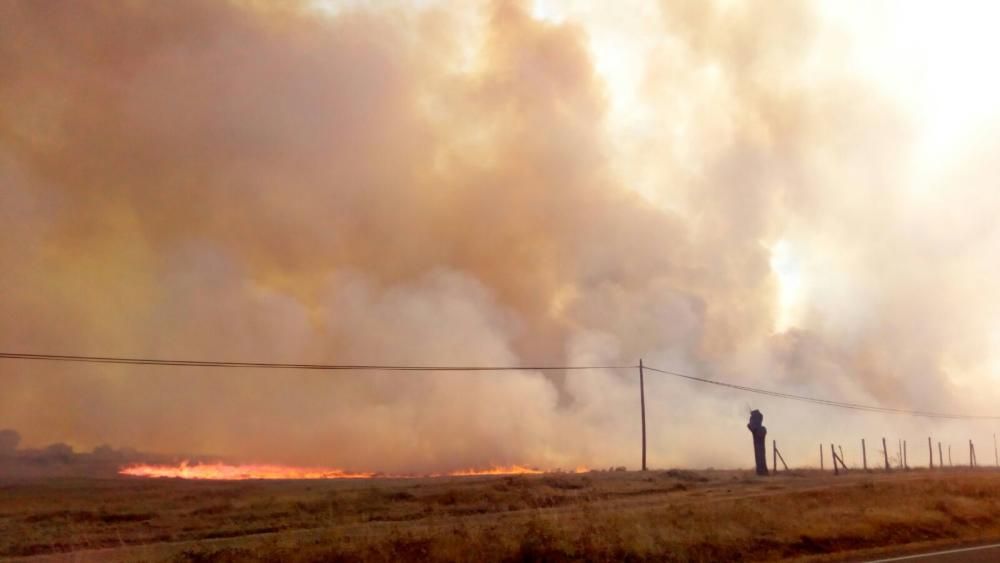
1 0 1000 471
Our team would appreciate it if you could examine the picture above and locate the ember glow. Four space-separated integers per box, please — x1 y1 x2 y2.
120 462 590 480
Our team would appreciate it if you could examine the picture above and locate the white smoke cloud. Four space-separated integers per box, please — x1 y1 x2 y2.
1 0 1000 471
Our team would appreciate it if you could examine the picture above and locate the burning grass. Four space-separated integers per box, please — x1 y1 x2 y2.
117 462 583 480
5 469 1000 561
119 462 377 480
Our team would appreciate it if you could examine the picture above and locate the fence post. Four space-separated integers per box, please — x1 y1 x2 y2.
832 445 847 472
639 359 646 472
820 444 824 470
862 438 867 470
883 437 890 471
994 434 998 467
970 440 974 468
938 442 943 469
928 437 933 469
903 440 908 469
949 444 952 467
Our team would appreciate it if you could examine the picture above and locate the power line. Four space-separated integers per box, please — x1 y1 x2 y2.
0 352 634 372
642 365 1000 421
1 351 995 420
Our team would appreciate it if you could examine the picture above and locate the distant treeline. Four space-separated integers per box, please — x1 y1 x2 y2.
0 428 202 478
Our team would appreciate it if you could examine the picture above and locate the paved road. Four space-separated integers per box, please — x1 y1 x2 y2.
868 542 1000 562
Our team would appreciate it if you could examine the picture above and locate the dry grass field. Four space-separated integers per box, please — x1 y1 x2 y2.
4 468 1000 562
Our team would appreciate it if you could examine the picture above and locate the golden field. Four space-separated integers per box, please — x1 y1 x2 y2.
4 468 1000 562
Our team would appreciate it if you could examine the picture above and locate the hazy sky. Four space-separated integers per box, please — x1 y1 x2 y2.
2 0 1000 471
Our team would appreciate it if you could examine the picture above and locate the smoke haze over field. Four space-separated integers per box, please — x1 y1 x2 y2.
3 0 1000 472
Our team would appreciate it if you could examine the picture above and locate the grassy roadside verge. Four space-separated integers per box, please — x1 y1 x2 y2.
4 469 1000 561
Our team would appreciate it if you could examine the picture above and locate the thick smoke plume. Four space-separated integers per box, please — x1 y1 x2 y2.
2 0 999 471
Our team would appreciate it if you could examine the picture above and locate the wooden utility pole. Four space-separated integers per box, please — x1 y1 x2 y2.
838 445 846 467
928 437 933 469
883 437 890 471
773 440 777 473
949 445 952 466
898 439 903 469
970 440 976 468
903 440 908 469
820 444 824 470
938 442 943 468
639 359 646 471
862 439 867 470
994 434 998 467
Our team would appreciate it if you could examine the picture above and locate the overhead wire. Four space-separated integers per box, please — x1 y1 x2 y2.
1 351 996 420
642 365 1000 420
0 352 634 372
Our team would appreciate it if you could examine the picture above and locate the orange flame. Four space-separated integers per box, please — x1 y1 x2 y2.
120 461 374 480
119 461 590 480
444 464 545 476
